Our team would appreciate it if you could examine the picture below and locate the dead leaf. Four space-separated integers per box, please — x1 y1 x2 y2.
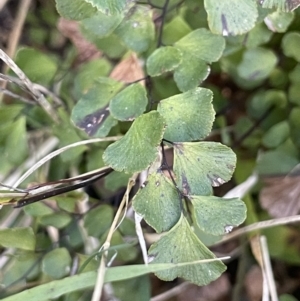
177 274 230 301
244 265 263 301
259 175 300 218
57 18 101 63
110 52 145 85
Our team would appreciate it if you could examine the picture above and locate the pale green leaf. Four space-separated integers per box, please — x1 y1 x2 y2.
191 196 247 235
115 6 155 53
39 212 72 229
103 111 165 173
162 16 192 45
256 149 299 175
42 248 71 279
174 54 210 92
71 78 123 137
173 142 236 195
132 170 181 233
204 0 258 35
55 0 96 20
264 11 294 32
157 88 215 142
175 28 225 63
24 202 55 217
237 47 278 81
84 0 134 15
148 214 226 285
282 32 300 62
80 10 124 38
260 0 300 11
244 23 273 48
0 227 35 250
109 83 148 121
146 46 182 77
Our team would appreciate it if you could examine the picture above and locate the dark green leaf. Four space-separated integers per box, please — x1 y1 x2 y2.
157 88 215 142
83 205 114 237
15 47 58 85
262 121 290 148
191 196 247 235
146 47 182 77
109 83 148 121
148 214 226 285
103 111 165 173
173 142 236 195
132 170 181 233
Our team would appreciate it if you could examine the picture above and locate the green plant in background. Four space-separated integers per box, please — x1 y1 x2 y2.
1 0 300 300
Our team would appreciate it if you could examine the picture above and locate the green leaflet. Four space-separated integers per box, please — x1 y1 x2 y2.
146 46 182 77
204 0 258 36
174 28 225 63
132 170 181 233
148 214 226 286
157 88 215 142
109 83 148 121
55 0 96 20
173 142 236 196
103 111 165 173
191 195 247 235
84 0 134 15
0 228 36 251
71 78 123 137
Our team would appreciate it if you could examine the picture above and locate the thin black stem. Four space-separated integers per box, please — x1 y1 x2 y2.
232 105 275 149
148 0 163 9
160 142 185 213
162 138 174 145
156 0 170 47
14 169 113 208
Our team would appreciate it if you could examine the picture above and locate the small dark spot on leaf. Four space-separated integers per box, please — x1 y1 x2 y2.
207 174 226 187
226 164 235 171
221 14 229 36
76 106 110 136
182 174 191 195
141 181 148 188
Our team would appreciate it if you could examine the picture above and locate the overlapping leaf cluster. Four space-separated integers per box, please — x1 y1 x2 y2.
3 0 300 299
54 0 248 285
